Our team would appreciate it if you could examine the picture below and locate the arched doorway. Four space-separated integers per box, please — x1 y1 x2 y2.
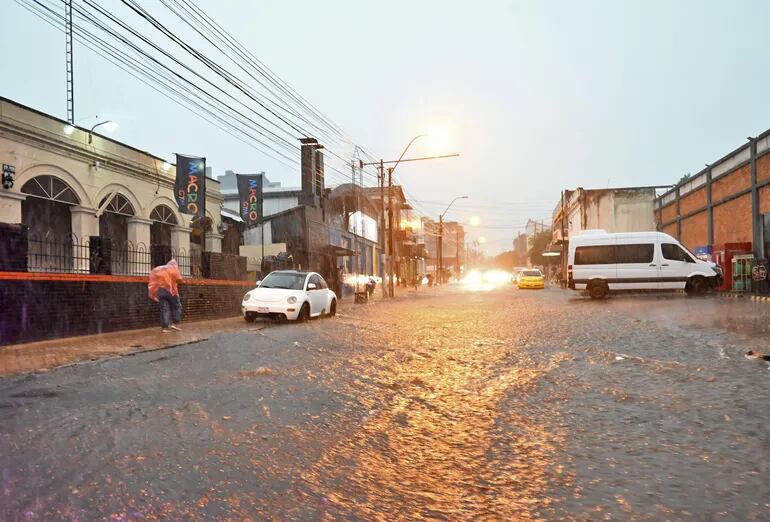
99 193 135 245
100 193 136 274
21 175 81 272
150 205 178 267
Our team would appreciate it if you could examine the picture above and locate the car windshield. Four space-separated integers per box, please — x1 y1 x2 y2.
259 272 306 290
522 270 542 277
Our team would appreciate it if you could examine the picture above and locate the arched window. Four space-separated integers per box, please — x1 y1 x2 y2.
150 205 178 225
21 175 80 205
100 193 135 216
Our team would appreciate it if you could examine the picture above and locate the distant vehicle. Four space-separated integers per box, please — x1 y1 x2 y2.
242 270 337 322
518 269 545 289
567 230 723 299
512 267 528 284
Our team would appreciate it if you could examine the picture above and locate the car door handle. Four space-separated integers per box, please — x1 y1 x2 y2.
661 263 669 267
649 264 657 267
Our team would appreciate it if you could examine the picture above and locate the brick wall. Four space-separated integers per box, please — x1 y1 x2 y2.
760 185 770 214
661 203 677 223
712 165 750 202
0 276 252 346
679 187 706 216
680 212 708 250
713 193 752 245
757 153 770 183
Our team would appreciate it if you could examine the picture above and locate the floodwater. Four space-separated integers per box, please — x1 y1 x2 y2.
1 287 769 520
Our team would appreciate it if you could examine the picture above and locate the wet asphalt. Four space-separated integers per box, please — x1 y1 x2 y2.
1 286 769 520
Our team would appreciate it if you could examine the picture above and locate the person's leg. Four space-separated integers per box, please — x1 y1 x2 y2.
172 294 182 325
158 289 171 330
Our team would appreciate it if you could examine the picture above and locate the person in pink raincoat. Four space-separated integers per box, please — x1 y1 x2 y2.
148 259 183 333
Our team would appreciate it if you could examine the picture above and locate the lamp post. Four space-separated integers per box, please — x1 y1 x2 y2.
88 120 117 144
438 196 468 284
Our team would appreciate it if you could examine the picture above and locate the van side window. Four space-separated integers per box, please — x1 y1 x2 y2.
662 243 695 263
616 244 654 264
575 245 615 265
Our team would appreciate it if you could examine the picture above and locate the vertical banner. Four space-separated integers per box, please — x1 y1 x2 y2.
236 173 264 228
174 154 206 221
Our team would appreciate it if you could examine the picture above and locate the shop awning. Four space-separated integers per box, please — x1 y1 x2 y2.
327 245 358 256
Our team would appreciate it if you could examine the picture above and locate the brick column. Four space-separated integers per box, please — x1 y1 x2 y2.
0 190 26 224
70 206 98 273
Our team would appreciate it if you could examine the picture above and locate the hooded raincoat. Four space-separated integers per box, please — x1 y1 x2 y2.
148 259 182 301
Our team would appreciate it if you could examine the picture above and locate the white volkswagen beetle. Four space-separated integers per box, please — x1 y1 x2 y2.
242 270 337 322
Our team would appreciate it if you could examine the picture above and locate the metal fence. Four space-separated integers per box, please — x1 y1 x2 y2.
26 233 203 278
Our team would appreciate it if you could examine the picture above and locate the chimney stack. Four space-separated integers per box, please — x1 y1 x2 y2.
299 138 324 207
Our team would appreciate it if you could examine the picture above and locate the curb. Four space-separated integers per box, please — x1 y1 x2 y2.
719 292 770 302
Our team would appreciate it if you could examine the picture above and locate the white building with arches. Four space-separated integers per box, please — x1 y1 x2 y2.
0 97 224 274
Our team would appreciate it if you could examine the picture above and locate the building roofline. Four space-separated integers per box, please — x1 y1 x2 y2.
0 95 219 184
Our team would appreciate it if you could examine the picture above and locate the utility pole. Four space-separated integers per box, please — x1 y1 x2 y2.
359 140 459 297
379 160 387 299
455 226 460 277
438 217 443 285
388 167 395 297
65 0 75 124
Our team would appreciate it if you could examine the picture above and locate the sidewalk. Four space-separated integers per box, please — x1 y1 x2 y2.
0 286 432 377
0 316 255 377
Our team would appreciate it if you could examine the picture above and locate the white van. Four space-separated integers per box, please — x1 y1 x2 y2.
567 230 723 299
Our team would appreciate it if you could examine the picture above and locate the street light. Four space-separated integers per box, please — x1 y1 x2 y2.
88 120 118 144
359 134 460 297
438 195 469 285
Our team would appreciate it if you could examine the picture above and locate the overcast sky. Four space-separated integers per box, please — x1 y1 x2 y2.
4 0 770 253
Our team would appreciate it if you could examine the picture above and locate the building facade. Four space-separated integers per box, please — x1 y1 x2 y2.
551 186 657 272
0 97 225 276
655 129 770 260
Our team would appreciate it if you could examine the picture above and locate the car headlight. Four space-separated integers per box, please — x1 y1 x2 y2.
287 296 297 304
243 292 251 302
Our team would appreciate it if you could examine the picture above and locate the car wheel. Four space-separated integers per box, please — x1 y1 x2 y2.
297 302 310 322
244 312 256 323
588 281 609 299
328 299 337 317
685 276 705 296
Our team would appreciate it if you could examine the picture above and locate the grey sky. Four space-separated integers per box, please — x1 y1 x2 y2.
4 0 770 253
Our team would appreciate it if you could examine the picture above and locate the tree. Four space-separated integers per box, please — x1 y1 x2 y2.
527 230 553 267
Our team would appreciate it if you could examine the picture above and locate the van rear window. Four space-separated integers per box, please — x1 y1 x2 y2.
574 243 654 265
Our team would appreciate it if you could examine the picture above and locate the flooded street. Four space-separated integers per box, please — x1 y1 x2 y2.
2 287 770 520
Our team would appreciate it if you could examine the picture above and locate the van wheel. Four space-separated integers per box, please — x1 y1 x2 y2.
588 282 609 300
685 276 705 296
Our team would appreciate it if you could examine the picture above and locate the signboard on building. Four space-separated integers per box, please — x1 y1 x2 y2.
236 173 264 228
174 154 206 221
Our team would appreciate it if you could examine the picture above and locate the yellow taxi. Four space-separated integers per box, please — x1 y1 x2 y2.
517 269 545 289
